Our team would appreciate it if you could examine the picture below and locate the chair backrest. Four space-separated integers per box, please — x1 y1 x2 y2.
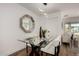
62 32 72 43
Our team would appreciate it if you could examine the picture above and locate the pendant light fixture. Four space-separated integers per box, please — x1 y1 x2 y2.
43 3 47 6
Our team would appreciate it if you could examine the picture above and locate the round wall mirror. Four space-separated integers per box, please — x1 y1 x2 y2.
20 14 35 33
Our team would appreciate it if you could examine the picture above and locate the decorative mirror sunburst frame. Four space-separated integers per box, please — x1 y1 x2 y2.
20 14 35 33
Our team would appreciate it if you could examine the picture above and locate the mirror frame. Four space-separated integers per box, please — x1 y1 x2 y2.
20 14 35 33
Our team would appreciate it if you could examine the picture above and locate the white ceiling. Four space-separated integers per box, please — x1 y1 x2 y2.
19 3 79 16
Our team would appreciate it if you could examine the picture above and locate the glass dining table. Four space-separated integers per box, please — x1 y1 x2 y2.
18 36 49 56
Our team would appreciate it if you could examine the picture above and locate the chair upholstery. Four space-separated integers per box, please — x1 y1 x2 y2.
61 32 72 44
41 35 61 56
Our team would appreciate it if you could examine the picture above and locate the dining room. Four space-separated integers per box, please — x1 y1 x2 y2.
1 3 79 56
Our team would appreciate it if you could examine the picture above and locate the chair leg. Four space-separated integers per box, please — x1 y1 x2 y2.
26 43 28 56
41 51 43 56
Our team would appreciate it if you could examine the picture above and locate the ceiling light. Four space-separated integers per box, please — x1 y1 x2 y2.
43 13 48 17
39 8 44 12
43 3 47 6
43 13 47 16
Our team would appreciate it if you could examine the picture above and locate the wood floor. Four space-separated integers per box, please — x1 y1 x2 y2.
59 45 79 56
10 44 79 56
10 47 32 56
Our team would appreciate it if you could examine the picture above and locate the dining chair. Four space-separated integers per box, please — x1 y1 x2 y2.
54 42 60 56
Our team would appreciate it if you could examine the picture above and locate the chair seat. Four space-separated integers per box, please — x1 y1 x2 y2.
41 46 55 55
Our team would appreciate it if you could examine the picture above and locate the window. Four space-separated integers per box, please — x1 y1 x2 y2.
64 23 79 35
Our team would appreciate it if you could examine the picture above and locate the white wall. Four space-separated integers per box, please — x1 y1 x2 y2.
64 17 79 24
0 3 40 55
61 9 79 24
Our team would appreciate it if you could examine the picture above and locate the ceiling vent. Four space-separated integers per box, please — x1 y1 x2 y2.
43 3 47 6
